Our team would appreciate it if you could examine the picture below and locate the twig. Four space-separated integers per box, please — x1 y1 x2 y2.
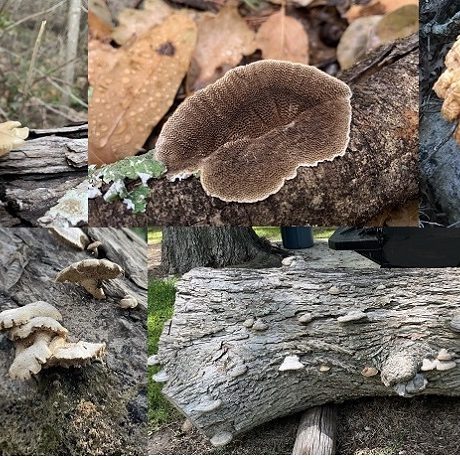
29 97 81 122
23 20 47 98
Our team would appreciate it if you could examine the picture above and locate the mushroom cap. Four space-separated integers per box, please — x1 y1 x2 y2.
0 121 29 157
9 316 68 341
155 60 352 202
46 337 106 368
0 301 62 331
8 332 53 380
49 227 90 251
55 258 124 283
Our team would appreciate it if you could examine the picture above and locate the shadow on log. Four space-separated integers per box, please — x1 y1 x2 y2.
155 266 460 445
0 227 147 455
90 35 418 227
0 124 87 227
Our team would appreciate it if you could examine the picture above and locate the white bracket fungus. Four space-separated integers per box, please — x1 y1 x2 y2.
279 355 305 372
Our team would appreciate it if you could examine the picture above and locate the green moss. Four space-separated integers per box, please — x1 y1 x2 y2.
148 278 180 428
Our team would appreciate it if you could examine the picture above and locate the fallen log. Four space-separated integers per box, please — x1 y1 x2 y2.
155 266 460 446
90 35 419 227
0 123 87 226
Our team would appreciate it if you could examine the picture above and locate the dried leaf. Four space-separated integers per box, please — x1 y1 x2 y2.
88 39 118 86
88 0 113 40
337 15 382 70
89 13 197 165
111 0 173 45
187 3 257 91
346 0 418 22
256 11 309 64
375 5 419 44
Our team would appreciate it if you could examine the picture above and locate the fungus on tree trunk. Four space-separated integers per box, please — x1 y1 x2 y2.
0 121 29 157
55 258 124 299
0 301 62 330
155 60 352 203
433 36 460 143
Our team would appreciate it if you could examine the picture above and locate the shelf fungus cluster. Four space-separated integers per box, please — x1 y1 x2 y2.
55 258 124 300
0 121 29 157
155 60 352 203
433 36 460 143
0 301 105 380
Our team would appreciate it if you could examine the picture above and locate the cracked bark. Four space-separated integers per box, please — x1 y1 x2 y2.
0 123 87 226
89 34 419 227
155 266 460 445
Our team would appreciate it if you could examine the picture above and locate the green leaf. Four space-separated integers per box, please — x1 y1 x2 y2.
123 184 151 213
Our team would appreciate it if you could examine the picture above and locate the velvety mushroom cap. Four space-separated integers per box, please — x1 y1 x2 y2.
0 121 29 157
55 258 124 283
155 60 352 202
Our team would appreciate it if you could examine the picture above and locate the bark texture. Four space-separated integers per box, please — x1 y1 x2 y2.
0 228 147 455
0 124 87 226
420 1 460 225
90 35 419 227
161 227 283 274
156 266 460 445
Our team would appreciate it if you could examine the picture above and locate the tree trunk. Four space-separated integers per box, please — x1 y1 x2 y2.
155 267 460 445
0 123 87 226
0 228 147 455
161 227 283 275
420 1 460 225
89 34 419 227
62 0 82 107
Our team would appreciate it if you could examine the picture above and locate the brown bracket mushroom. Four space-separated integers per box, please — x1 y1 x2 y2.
0 121 29 157
55 258 124 300
155 60 352 202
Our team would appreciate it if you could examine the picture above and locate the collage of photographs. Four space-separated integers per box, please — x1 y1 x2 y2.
0 0 459 456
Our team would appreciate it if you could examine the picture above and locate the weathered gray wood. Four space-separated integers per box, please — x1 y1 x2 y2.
0 228 147 455
156 267 460 445
292 406 336 455
0 124 87 226
90 35 419 227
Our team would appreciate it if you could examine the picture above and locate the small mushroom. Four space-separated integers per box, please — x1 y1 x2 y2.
49 227 90 251
194 398 222 413
252 319 269 331
279 355 304 371
9 316 68 341
337 310 368 323
361 366 379 378
437 348 453 361
449 315 460 332
375 284 386 291
420 358 438 371
87 240 103 257
297 313 313 324
147 354 160 366
319 364 331 372
8 332 53 380
155 60 352 202
152 369 169 383
0 301 62 330
243 318 255 328
328 286 340 295
119 295 138 309
210 431 234 447
228 364 248 378
0 121 29 157
436 360 457 371
46 338 106 368
55 258 124 300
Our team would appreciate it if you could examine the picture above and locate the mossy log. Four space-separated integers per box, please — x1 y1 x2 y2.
0 123 87 227
90 35 418 226
0 227 147 455
156 266 460 446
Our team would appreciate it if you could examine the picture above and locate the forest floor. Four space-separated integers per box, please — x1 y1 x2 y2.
148 237 460 454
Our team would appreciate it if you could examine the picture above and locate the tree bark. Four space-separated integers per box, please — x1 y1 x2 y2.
292 406 336 455
89 34 419 227
161 227 283 275
0 227 147 455
0 123 87 226
420 1 460 225
155 266 460 445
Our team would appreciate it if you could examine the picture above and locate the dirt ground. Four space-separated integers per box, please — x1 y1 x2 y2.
149 239 460 454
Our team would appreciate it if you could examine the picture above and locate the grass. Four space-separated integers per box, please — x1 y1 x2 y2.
148 278 179 428
148 227 337 245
